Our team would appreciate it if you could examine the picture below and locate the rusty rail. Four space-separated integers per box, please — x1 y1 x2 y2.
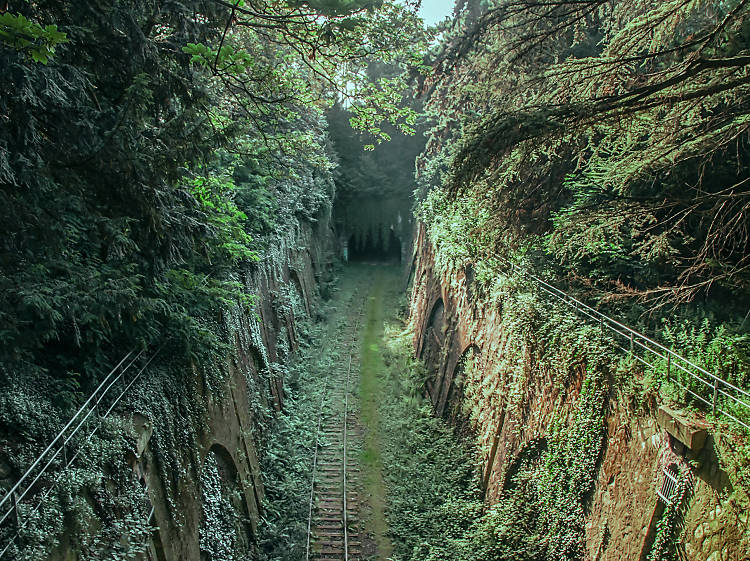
305 291 364 561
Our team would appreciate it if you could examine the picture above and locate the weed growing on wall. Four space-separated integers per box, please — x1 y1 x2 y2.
0 397 151 561
200 453 241 560
537 370 607 560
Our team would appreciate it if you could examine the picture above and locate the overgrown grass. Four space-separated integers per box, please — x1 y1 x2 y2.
255 312 340 560
378 324 483 560
358 274 394 559
256 266 372 560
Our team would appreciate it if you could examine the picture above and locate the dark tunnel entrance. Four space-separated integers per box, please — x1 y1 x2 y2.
348 229 401 262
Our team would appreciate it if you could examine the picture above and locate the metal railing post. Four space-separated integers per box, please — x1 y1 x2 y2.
713 380 719 414
667 354 671 382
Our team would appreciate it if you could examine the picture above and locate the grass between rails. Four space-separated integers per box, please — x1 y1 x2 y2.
353 263 495 560
358 265 395 560
256 265 370 560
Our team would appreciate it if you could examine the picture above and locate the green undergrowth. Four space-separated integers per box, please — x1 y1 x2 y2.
256 267 371 560
255 313 329 561
358 272 394 559
380 323 608 561
379 323 482 559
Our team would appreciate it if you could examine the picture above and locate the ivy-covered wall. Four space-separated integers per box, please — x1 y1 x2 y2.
0 218 334 561
134 220 334 561
408 223 750 561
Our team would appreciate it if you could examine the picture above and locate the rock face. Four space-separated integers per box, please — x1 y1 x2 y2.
133 220 335 561
408 224 750 561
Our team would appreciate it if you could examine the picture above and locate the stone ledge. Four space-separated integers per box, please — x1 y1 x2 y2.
656 405 708 452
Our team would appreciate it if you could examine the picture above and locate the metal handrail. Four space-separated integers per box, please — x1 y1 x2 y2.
498 257 750 430
0 349 158 558
0 349 140 522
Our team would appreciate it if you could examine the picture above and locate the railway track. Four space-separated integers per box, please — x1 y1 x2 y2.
306 295 365 561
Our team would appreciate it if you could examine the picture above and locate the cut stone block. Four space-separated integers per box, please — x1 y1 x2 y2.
656 405 708 452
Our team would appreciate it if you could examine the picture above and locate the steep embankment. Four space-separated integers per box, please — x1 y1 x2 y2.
407 224 750 561
139 222 336 561
0 218 336 561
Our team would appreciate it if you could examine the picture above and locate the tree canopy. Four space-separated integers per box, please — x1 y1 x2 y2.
419 0 750 310
0 0 427 557
0 0 425 392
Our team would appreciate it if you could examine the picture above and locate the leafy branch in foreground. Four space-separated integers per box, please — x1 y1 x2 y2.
0 11 67 63
188 0 430 143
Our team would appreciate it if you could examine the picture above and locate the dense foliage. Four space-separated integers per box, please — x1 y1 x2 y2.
327 66 426 258
0 0 425 398
409 4 750 559
416 0 750 434
380 322 608 561
0 0 426 558
419 0 750 311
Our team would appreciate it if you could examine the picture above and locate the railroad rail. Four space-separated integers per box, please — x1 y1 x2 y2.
306 294 365 561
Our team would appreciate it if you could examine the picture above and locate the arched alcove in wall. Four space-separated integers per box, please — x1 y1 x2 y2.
420 298 446 403
440 344 481 418
420 298 445 357
199 444 254 561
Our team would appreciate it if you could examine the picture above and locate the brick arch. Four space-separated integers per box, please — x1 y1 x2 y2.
420 298 447 402
419 297 445 358
199 444 255 560
438 343 481 418
202 443 240 481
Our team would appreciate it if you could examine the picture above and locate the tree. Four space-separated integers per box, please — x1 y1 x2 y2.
419 0 750 307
